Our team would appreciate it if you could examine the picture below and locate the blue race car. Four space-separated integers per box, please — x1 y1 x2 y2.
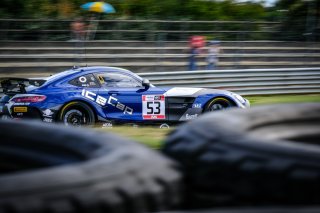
0 66 249 126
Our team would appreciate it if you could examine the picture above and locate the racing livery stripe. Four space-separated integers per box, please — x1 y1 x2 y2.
163 87 203 97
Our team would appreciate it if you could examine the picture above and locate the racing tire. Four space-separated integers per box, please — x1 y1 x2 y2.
59 101 96 127
0 120 182 213
204 97 234 112
163 103 320 208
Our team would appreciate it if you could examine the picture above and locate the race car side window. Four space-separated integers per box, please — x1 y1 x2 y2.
97 72 141 88
69 74 100 88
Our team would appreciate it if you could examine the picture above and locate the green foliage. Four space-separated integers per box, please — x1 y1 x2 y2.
0 0 267 21
273 0 320 41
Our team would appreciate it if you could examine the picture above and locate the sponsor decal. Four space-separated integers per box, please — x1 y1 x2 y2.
43 118 53 123
192 103 202 108
13 107 28 113
82 89 133 115
102 122 113 128
186 113 198 120
79 76 87 83
43 109 54 117
160 123 170 129
142 95 165 120
13 103 30 106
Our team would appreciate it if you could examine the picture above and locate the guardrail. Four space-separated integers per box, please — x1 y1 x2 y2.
139 67 320 95
0 19 281 41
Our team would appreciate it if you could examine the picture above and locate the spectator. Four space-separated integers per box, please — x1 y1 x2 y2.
70 18 86 41
189 46 200 71
206 40 221 70
188 35 206 71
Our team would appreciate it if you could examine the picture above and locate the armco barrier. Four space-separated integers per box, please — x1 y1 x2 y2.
139 67 320 95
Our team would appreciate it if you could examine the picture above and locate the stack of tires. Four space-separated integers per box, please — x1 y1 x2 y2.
0 103 319 213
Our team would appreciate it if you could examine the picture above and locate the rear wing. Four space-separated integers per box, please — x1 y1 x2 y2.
0 78 46 95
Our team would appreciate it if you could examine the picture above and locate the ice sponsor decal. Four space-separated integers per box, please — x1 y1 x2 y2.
164 87 202 97
142 95 165 120
82 89 133 115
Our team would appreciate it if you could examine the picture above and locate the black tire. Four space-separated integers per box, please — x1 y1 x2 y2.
158 206 320 213
204 97 234 112
0 120 182 213
163 103 320 208
58 101 96 126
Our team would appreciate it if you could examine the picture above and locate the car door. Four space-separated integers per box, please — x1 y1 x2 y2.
95 72 166 122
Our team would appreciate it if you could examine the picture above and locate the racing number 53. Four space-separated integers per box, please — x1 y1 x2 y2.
147 101 161 114
142 95 165 120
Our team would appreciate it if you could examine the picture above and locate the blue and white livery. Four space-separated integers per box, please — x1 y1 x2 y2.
0 66 250 126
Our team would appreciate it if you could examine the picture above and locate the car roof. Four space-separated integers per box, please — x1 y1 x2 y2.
44 66 142 85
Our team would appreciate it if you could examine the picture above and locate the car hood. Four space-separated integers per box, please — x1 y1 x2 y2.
161 87 232 97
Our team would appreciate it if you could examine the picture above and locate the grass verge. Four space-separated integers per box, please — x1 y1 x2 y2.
100 94 320 149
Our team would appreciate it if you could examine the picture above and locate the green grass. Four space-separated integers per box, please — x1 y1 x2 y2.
99 94 320 148
246 94 320 105
99 126 171 149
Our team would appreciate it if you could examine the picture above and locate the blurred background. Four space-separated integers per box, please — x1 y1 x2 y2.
0 0 319 41
0 0 319 73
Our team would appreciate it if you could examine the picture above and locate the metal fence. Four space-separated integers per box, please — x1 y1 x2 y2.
0 19 282 41
139 67 320 95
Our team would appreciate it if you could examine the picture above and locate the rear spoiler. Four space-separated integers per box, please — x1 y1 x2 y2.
0 78 46 95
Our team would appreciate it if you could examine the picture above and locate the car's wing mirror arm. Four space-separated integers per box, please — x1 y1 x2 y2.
142 79 150 88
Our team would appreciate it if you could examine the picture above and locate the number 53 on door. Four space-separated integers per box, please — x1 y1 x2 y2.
142 95 165 119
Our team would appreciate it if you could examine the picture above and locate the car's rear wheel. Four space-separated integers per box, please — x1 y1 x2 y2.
59 101 95 126
204 97 234 112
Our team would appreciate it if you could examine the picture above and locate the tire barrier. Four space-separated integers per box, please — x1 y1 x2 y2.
0 120 182 213
1 103 320 212
163 103 320 208
159 206 320 213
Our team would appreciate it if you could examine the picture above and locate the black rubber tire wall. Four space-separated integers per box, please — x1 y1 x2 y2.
0 120 181 213
163 103 320 208
159 206 320 213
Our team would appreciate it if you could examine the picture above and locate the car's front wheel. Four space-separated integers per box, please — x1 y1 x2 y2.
59 101 95 126
204 97 234 112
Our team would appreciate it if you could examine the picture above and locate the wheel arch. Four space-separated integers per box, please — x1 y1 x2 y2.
57 99 98 122
203 96 237 112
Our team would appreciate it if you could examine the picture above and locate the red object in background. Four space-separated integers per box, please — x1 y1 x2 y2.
190 36 206 48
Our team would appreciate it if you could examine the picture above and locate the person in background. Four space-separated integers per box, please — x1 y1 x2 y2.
189 46 200 71
188 36 206 71
207 40 221 70
70 18 86 41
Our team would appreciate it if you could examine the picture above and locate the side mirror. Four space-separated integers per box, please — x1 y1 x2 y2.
142 79 150 87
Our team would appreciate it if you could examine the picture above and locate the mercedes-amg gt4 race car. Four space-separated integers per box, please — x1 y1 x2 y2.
0 66 250 126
